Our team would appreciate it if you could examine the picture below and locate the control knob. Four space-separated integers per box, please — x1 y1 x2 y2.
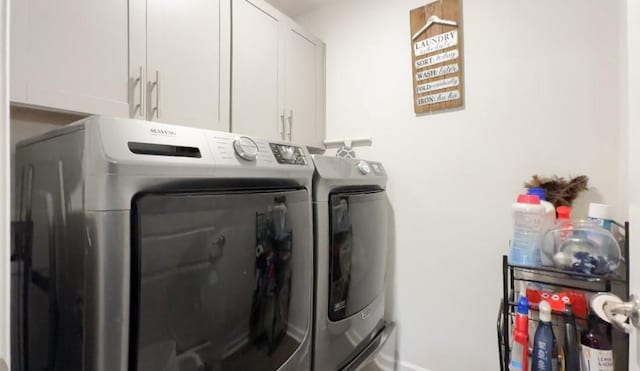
233 136 259 161
357 160 370 175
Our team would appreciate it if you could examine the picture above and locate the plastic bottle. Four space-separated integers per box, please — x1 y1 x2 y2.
557 206 573 238
542 206 572 266
563 304 580 371
527 188 555 221
271 196 289 239
588 203 614 232
532 301 555 371
527 188 556 232
527 188 556 265
557 206 571 221
509 194 545 266
580 314 614 371
509 295 529 371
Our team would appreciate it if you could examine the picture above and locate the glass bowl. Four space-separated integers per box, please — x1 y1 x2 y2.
542 220 621 275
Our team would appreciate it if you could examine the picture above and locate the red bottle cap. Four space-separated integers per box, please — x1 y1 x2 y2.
517 194 540 204
557 206 571 219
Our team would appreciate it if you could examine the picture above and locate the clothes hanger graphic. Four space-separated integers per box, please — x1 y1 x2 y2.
412 15 458 41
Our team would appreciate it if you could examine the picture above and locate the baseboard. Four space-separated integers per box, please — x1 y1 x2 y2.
365 352 432 371
287 323 306 343
396 359 432 371
223 331 249 358
371 352 396 371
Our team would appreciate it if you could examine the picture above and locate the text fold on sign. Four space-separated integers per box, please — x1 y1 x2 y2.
416 76 459 94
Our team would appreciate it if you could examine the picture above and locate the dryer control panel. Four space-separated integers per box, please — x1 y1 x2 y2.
270 143 308 165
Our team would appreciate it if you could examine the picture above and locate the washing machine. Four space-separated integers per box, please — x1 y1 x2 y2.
12 116 315 371
311 155 396 371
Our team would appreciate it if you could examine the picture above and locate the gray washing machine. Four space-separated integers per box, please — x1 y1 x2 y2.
311 156 396 371
12 116 315 371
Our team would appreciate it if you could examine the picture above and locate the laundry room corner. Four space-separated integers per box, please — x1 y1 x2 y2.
626 0 640 369
295 0 626 370
4 0 639 369
0 0 10 366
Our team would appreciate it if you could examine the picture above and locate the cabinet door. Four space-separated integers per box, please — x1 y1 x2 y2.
129 0 147 120
12 0 129 116
10 0 28 102
285 24 325 148
231 0 285 139
146 0 227 131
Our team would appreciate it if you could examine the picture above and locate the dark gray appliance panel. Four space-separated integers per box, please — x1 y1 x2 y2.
131 189 311 371
328 189 387 322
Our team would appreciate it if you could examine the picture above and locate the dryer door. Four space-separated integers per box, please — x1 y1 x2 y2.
328 189 387 322
130 189 312 371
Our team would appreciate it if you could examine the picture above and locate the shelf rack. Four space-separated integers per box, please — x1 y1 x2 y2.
497 221 629 371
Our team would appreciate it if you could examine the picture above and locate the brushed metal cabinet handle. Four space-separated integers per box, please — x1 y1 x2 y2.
287 110 293 141
134 66 144 115
151 70 160 120
280 110 286 140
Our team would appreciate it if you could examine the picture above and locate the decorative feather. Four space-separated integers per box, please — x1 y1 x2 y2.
524 175 589 208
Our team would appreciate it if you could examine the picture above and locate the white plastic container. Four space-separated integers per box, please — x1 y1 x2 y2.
509 194 545 267
527 188 557 265
539 202 556 265
588 203 614 232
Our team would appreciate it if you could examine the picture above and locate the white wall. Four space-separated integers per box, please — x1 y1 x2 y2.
626 0 640 368
296 1 626 370
0 0 10 367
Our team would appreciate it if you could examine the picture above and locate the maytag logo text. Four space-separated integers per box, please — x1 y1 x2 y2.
150 128 176 136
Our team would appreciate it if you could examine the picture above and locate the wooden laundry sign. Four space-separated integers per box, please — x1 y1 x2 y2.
410 0 464 113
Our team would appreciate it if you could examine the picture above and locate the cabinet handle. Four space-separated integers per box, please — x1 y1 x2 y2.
280 110 286 140
151 70 160 119
133 66 144 116
287 110 293 141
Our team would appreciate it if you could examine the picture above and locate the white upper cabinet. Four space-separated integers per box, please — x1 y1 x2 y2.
285 25 325 148
10 0 129 116
232 0 284 139
130 0 231 131
9 0 322 142
232 0 326 148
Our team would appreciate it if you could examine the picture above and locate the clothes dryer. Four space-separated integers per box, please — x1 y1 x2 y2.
311 156 396 371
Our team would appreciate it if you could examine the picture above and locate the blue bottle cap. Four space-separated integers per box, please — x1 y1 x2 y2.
517 296 529 315
527 187 546 201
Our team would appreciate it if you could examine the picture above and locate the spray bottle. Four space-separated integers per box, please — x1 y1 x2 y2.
510 292 529 371
532 300 555 371
564 304 580 371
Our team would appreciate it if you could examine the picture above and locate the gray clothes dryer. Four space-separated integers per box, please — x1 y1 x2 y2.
311 155 396 371
13 116 315 371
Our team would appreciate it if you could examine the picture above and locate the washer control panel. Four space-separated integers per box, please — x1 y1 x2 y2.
270 143 307 165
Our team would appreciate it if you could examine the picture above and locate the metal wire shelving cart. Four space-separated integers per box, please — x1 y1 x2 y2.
497 221 629 371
